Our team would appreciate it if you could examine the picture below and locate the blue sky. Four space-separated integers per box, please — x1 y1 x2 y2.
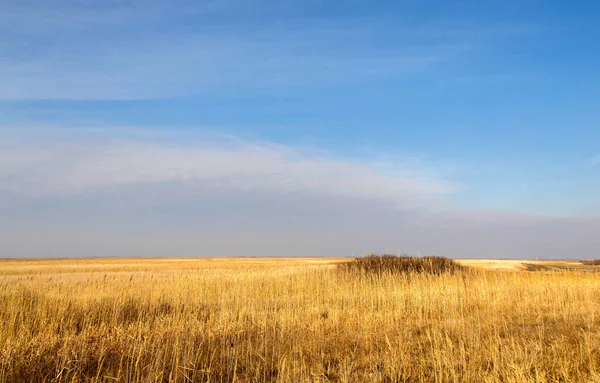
1 0 599 257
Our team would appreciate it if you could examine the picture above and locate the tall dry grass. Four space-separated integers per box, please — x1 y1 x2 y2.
340 254 465 276
1 258 600 382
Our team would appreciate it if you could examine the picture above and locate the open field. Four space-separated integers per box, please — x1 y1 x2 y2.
2 257 600 382
456 259 600 271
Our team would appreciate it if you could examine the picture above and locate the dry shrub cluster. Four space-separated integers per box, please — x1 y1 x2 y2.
2 259 600 382
341 254 465 276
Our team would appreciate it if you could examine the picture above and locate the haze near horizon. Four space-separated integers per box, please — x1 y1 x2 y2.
1 0 599 258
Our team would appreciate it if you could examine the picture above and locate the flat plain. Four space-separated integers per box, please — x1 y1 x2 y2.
2 257 600 382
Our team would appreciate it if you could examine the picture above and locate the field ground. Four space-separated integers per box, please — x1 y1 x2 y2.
0 257 346 277
0 257 591 276
456 258 598 271
2 257 600 382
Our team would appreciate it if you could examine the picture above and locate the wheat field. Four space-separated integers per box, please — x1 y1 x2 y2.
2 257 600 382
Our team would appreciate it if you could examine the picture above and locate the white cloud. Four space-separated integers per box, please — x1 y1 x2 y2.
0 129 457 209
0 0 531 100
0 0 228 30
0 28 450 100
1 127 599 259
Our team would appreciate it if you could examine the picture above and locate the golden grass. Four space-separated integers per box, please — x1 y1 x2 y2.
457 259 600 272
2 258 600 382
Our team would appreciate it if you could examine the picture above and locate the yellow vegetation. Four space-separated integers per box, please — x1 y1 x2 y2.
1 258 600 382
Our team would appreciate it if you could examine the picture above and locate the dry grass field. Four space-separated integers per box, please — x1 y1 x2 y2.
2 257 600 382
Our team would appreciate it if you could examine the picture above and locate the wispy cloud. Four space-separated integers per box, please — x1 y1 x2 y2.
0 0 229 30
0 0 534 100
0 29 453 100
0 41 447 100
1 126 599 259
589 155 600 166
0 126 457 208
